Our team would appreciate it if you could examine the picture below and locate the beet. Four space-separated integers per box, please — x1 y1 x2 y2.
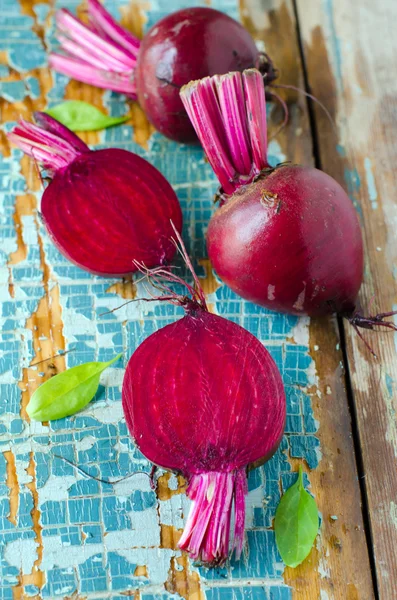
135 7 259 143
181 69 397 348
49 1 265 143
8 112 182 277
207 165 364 316
122 241 286 565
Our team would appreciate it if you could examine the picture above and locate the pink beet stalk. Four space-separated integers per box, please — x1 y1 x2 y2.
181 70 270 197
178 469 248 564
87 0 140 56
243 70 269 172
49 0 140 97
8 112 89 174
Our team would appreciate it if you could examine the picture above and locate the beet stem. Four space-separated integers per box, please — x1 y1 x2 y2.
7 113 89 174
178 469 247 566
87 0 140 57
34 111 89 153
49 54 136 95
49 3 140 98
243 69 269 171
180 77 237 194
216 72 252 175
180 69 270 197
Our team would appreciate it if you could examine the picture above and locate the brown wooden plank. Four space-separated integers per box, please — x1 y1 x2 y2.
241 0 375 597
295 0 397 597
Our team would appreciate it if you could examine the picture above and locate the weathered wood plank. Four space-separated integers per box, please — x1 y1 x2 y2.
242 0 375 597
296 0 397 596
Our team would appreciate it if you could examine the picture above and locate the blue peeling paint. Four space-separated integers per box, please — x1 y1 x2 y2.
8 46 47 73
323 0 344 91
33 4 51 25
386 374 394 399
344 167 363 218
364 157 378 210
205 590 292 600
25 76 41 99
0 77 41 102
0 80 26 102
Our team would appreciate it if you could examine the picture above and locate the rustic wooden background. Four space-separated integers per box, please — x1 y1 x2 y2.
0 0 396 598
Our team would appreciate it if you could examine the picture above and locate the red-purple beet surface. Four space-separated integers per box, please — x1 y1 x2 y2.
43 149 182 276
123 310 285 474
135 7 259 143
181 70 397 346
207 165 364 316
180 70 369 321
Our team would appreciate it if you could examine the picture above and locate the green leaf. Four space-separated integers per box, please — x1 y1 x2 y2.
27 353 123 421
274 466 319 568
45 101 129 131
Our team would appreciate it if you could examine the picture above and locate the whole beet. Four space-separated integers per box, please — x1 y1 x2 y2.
181 69 397 348
207 165 364 316
49 3 262 143
135 7 259 143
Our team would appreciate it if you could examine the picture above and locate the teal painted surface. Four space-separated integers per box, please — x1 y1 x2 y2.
386 374 394 399
364 157 378 210
344 166 363 218
323 0 343 92
0 0 319 597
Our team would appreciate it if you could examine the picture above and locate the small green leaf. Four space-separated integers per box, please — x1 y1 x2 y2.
45 101 129 131
27 353 123 421
275 466 319 568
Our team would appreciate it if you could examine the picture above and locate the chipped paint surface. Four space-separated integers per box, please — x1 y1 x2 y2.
364 157 378 210
0 0 319 598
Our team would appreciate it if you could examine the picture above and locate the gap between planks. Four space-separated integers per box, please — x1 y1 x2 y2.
291 0 379 597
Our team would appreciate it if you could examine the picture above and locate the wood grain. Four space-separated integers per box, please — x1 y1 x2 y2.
296 0 397 596
241 0 375 597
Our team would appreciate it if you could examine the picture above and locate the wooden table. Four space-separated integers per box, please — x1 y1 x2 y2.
0 0 395 598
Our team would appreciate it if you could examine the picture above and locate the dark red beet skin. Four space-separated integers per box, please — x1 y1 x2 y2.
42 149 182 276
135 7 258 143
122 309 285 475
207 165 364 316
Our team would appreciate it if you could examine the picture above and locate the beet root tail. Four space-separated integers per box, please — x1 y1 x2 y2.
347 309 397 358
